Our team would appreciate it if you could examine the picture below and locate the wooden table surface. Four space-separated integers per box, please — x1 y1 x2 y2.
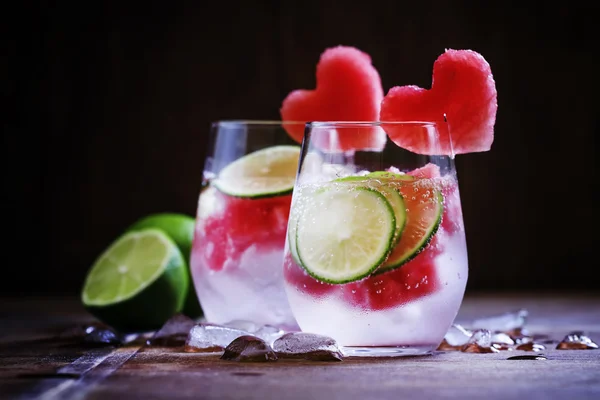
1 293 599 400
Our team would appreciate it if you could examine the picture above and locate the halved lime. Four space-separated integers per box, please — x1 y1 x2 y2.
82 229 188 332
213 145 301 198
295 185 396 284
377 184 444 274
127 213 202 318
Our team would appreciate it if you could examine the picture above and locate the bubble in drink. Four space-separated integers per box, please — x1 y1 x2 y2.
147 313 196 347
220 335 277 362
461 329 499 353
184 323 251 353
556 332 598 350
273 332 344 361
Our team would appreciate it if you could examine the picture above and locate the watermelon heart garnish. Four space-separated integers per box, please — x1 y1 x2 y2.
380 49 498 155
280 46 385 152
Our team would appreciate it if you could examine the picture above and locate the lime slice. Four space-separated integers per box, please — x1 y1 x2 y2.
213 145 301 198
127 213 203 318
295 185 395 283
82 229 188 332
377 183 444 274
367 171 416 181
335 175 407 246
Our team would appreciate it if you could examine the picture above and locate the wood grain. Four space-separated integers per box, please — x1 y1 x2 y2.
1 294 599 399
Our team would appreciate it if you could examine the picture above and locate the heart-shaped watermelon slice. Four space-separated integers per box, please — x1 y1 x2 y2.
280 46 385 152
380 49 498 155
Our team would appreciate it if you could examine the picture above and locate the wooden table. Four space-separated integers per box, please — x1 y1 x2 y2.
1 293 599 399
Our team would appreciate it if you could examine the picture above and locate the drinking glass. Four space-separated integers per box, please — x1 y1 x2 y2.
190 120 304 330
282 121 468 356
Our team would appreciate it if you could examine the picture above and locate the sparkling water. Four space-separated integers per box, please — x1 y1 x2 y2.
190 184 298 329
283 171 469 354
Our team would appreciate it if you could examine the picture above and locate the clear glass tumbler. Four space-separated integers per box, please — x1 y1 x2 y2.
282 121 468 356
190 120 303 330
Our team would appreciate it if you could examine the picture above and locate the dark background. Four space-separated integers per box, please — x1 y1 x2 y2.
6 1 599 296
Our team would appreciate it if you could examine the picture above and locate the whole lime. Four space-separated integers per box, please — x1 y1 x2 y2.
127 213 203 318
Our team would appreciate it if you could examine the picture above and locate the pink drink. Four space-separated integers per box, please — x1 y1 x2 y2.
189 121 303 330
283 162 468 355
191 186 298 328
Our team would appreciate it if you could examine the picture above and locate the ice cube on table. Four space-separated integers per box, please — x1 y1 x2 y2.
223 320 260 333
184 323 251 353
222 320 286 345
556 332 599 350
491 332 515 346
254 325 286 345
470 309 528 332
515 342 546 352
273 332 343 361
83 326 123 346
220 335 277 362
147 313 196 347
461 329 499 353
437 324 472 351
445 324 472 346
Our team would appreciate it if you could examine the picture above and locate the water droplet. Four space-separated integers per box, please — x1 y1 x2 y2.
507 355 547 360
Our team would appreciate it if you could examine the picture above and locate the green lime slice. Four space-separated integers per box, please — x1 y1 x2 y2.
367 171 416 181
127 213 202 318
295 185 395 284
334 175 407 246
377 184 444 274
213 145 301 198
81 229 188 332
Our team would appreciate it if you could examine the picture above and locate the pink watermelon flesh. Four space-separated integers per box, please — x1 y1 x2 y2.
380 49 497 155
280 46 385 152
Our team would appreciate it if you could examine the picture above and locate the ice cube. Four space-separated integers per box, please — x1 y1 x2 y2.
491 332 515 345
556 332 598 350
254 325 286 346
224 320 260 333
147 313 196 347
273 332 343 361
437 324 472 351
446 324 472 346
220 335 277 362
184 323 251 353
461 329 499 353
83 326 122 346
516 342 545 352
470 309 528 332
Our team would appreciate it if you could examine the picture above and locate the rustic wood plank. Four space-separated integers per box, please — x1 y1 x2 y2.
1 294 599 400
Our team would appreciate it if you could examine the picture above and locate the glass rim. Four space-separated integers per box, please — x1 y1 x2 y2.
212 120 306 127
307 121 438 128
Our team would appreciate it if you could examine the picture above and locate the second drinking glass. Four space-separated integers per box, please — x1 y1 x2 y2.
190 121 303 330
